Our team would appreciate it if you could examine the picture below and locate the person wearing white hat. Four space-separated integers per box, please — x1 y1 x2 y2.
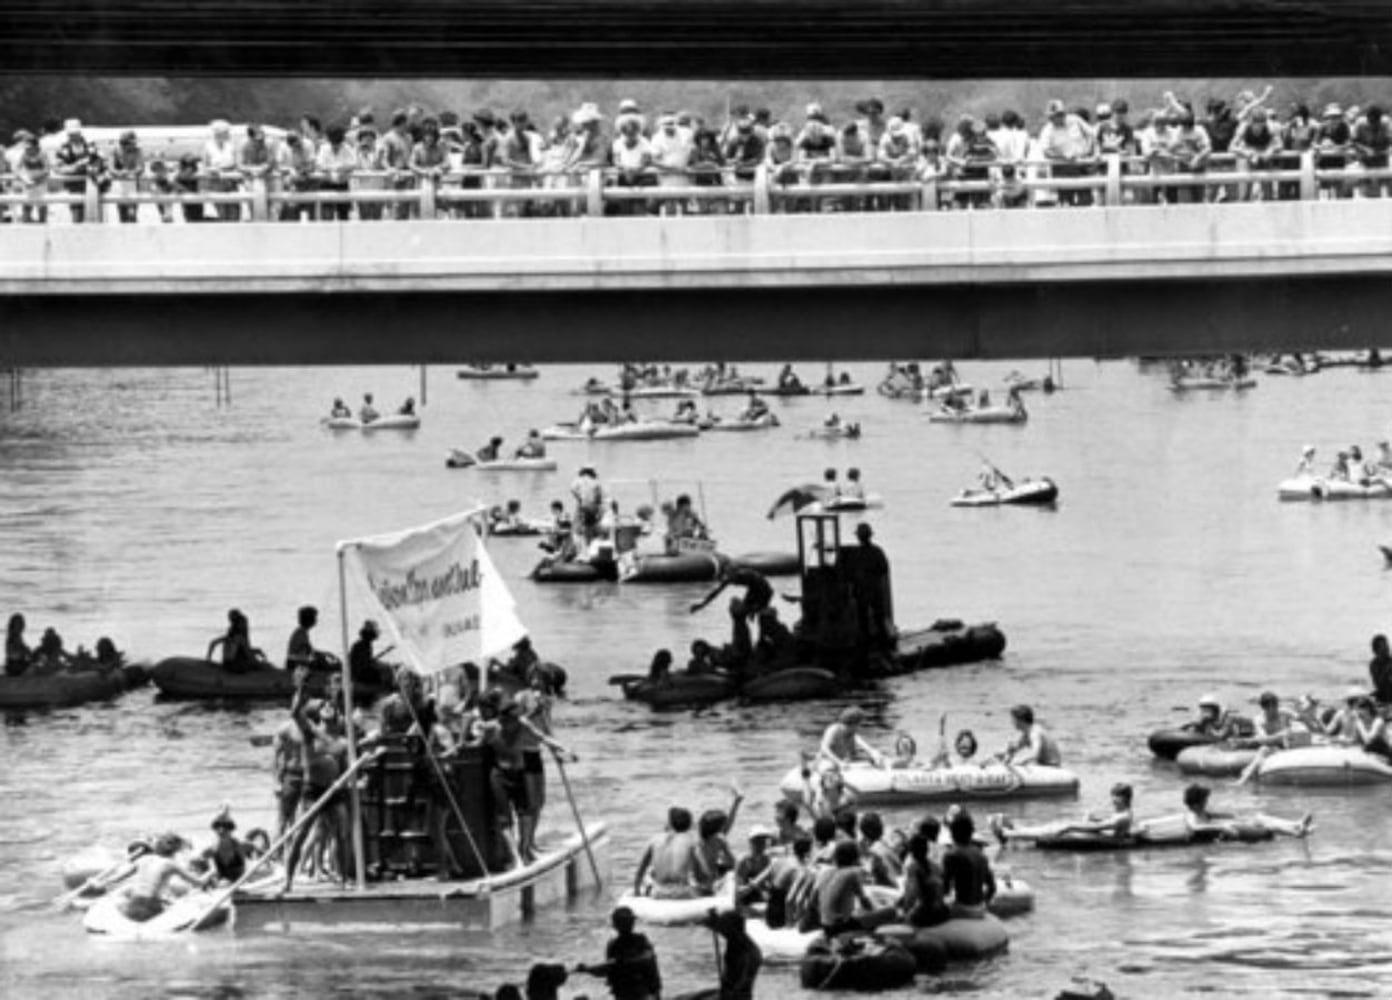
1316 101 1353 197
202 118 242 221
733 823 776 905
649 112 693 210
1190 692 1245 740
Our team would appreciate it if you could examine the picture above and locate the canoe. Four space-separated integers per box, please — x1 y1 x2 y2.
800 939 917 990
950 478 1058 507
1277 476 1392 502
1256 745 1392 786
1168 377 1257 391
84 888 229 938
887 621 1007 673
615 881 734 925
0 668 129 710
928 406 1027 425
779 761 1080 808
619 672 739 709
741 667 841 703
455 366 539 380
702 413 780 432
1175 744 1260 777
620 549 727 583
729 551 801 576
445 451 558 472
361 414 420 431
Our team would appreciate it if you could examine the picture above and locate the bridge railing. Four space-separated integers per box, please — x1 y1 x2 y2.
3 152 1390 223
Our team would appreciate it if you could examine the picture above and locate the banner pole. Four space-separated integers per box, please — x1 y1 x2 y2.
339 546 368 892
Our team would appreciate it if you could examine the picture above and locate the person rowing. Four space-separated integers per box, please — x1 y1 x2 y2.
991 783 1135 845
818 706 889 769
978 459 1014 492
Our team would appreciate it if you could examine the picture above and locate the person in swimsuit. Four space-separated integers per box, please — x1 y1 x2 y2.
632 806 710 899
282 677 350 891
818 706 888 769
286 605 337 673
992 783 1135 844
1134 784 1312 842
898 831 950 928
942 811 996 918
931 729 982 769
118 833 212 922
477 699 577 864
4 613 32 677
330 397 352 419
199 809 259 884
207 609 266 673
515 429 546 459
689 565 773 618
359 393 379 424
1001 704 1063 766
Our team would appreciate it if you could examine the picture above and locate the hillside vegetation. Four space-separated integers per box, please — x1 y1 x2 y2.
3 76 1391 136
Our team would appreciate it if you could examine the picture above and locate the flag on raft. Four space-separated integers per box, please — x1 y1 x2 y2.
339 507 526 676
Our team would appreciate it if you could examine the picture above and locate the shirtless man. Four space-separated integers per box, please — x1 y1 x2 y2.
818 706 887 769
632 806 710 899
118 833 212 922
942 811 996 918
1001 704 1062 766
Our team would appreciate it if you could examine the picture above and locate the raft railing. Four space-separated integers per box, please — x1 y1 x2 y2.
3 152 1391 223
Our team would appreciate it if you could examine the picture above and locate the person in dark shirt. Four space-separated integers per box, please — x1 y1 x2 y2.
942 811 996 918
702 909 762 1000
689 565 772 618
577 906 662 1000
1370 634 1392 705
348 619 388 687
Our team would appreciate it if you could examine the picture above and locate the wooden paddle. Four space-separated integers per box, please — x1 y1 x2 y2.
52 858 132 911
553 750 603 889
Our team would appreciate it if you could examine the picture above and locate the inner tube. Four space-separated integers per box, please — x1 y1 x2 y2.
1147 727 1217 761
880 914 1009 962
621 673 738 710
1176 744 1260 777
729 551 801 577
799 938 917 991
740 667 841 703
621 551 727 583
872 924 948 973
529 559 615 583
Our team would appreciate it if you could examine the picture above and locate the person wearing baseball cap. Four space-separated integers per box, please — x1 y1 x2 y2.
818 705 888 769
733 823 776 906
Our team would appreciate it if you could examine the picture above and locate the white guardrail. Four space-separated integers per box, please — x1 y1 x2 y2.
1 151 1389 224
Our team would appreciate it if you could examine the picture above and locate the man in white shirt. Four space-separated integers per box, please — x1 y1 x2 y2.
611 117 654 215
1038 99 1097 206
202 119 242 221
649 113 694 214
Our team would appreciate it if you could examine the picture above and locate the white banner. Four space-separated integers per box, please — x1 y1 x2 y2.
340 509 527 676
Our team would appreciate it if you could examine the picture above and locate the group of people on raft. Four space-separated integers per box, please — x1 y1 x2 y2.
1291 441 1392 485
203 604 394 689
473 429 548 462
938 383 1026 417
328 393 417 423
4 612 125 678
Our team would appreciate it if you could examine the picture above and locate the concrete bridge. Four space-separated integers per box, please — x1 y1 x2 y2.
4 178 1392 365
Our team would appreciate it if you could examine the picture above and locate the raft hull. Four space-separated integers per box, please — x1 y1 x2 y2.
887 622 1007 673
729 551 801 577
0 669 128 709
1256 746 1392 786
950 479 1058 507
780 762 1079 807
621 674 739 709
741 667 841 703
621 550 727 583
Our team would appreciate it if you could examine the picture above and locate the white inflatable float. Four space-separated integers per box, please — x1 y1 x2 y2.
1256 745 1392 786
780 761 1080 807
1277 475 1392 502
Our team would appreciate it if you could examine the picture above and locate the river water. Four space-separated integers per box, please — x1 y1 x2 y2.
3 360 1392 999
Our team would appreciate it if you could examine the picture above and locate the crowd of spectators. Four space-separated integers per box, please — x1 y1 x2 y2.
3 85 1391 223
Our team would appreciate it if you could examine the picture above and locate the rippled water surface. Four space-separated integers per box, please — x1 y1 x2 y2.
4 361 1392 999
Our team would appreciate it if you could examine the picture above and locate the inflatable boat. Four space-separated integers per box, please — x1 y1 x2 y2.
84 888 228 938
1175 744 1260 777
593 421 700 442
619 549 728 583
455 365 538 380
1277 475 1392 502
800 938 917 990
445 451 558 472
779 761 1079 808
1256 745 1392 786
813 383 866 397
950 478 1058 507
617 672 739 710
729 551 801 576
614 882 734 925
928 405 1027 425
149 658 386 703
886 621 1007 674
804 493 885 515
877 914 1009 963
362 414 420 432
1033 825 1277 851
747 919 822 964
529 558 615 583
741 667 842 703
1168 376 1257 391
0 668 130 710
1147 726 1226 760
703 413 780 432
807 423 862 440
624 385 701 400
322 416 362 430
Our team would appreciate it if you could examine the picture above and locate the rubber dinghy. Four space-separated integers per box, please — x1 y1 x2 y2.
361 414 421 431
928 405 1027 424
1168 376 1257 391
813 382 866 396
1175 744 1261 777
0 668 130 710
883 620 1007 674
150 657 387 703
616 672 740 709
741 666 842 702
455 365 539 380
1277 475 1392 502
322 416 362 430
1255 745 1392 786
84 889 229 938
445 450 558 471
702 413 780 432
778 761 1080 807
950 478 1058 507
614 880 735 925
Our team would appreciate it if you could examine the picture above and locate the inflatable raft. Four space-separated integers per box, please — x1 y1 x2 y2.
1034 825 1276 851
594 421 700 442
1169 376 1257 391
1176 744 1260 777
445 450 557 472
703 413 780 432
0 668 129 710
886 621 1007 674
624 385 701 400
529 558 614 583
84 888 228 938
928 406 1027 425
742 667 842 703
813 383 866 397
1256 745 1392 786
879 914 1010 963
729 551 801 577
807 423 862 440
615 883 734 925
1277 475 1392 502
1147 725 1241 761
619 549 728 583
950 478 1058 507
361 414 420 431
804 493 885 515
455 365 539 380
322 416 362 430
617 672 739 710
150 658 385 703
800 938 917 991
780 761 1079 808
